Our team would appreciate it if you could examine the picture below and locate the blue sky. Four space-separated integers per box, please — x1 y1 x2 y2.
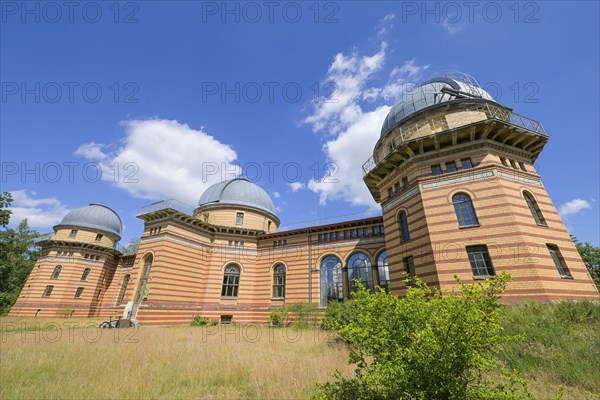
1 1 598 246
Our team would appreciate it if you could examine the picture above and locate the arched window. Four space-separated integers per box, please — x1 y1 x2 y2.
51 265 62 279
398 210 410 241
524 191 546 225
320 255 343 307
377 251 389 292
221 264 240 298
80 268 91 281
117 274 131 305
347 253 374 294
377 250 390 292
452 193 479 227
272 264 286 299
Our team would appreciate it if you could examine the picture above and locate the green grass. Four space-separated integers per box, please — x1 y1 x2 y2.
500 301 600 398
1 302 599 399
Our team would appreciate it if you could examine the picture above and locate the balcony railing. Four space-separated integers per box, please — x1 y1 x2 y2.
363 103 546 176
138 199 195 216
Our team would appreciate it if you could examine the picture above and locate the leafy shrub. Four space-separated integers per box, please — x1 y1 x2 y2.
191 315 210 326
315 273 532 400
270 306 289 326
288 303 321 330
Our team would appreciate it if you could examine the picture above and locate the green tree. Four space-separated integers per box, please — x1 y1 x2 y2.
0 192 13 228
317 274 531 400
121 237 140 255
0 215 41 314
572 236 600 290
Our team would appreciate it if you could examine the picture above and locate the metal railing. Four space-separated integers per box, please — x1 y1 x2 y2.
363 103 546 176
138 199 195 216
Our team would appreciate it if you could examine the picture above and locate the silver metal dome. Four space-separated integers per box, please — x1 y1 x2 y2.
198 178 277 216
55 203 123 239
380 73 495 139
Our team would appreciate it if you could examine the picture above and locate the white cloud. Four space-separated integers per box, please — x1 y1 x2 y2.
376 13 395 36
441 19 465 36
559 198 592 218
74 142 107 161
8 190 70 229
75 119 241 205
273 191 281 198
288 182 305 192
303 45 429 207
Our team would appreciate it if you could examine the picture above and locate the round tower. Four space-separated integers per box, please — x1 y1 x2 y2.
194 177 279 233
364 72 599 301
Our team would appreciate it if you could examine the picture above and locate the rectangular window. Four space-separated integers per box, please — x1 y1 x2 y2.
547 245 572 278
344 230 349 239
394 182 401 193
380 225 385 234
431 164 442 175
388 187 393 198
329 232 335 241
95 234 103 242
461 158 473 169
402 176 409 189
235 212 244 225
318 234 322 243
404 256 415 281
75 287 84 298
361 228 367 237
372 226 379 236
335 231 340 240
273 241 277 247
282 240 286 246
466 245 495 278
69 229 78 238
228 240 232 246
357 229 363 237
350 229 356 238
43 285 54 297
446 161 457 173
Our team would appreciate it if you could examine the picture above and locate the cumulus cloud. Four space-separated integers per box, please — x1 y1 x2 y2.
441 19 465 36
288 182 305 192
75 119 241 205
303 44 429 207
559 198 592 218
8 190 70 228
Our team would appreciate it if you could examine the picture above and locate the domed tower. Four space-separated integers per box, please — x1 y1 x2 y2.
194 177 279 233
363 72 599 301
10 204 123 317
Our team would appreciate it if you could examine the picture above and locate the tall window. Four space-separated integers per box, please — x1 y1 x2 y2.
51 265 62 279
404 256 415 280
43 285 54 297
117 274 131 305
398 210 410 241
431 164 442 175
272 264 286 299
547 245 571 278
320 255 343 307
221 264 240 297
452 193 479 227
446 161 457 173
466 245 495 278
347 253 374 294
236 212 244 225
377 251 389 292
74 287 84 298
69 229 78 238
80 268 91 281
523 191 546 225
95 234 103 242
402 176 409 189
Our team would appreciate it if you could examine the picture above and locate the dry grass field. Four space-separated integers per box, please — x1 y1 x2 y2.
0 317 351 399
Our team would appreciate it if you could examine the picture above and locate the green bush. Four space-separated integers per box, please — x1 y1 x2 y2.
270 306 289 326
190 315 210 326
553 301 600 324
315 273 532 400
288 303 321 330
